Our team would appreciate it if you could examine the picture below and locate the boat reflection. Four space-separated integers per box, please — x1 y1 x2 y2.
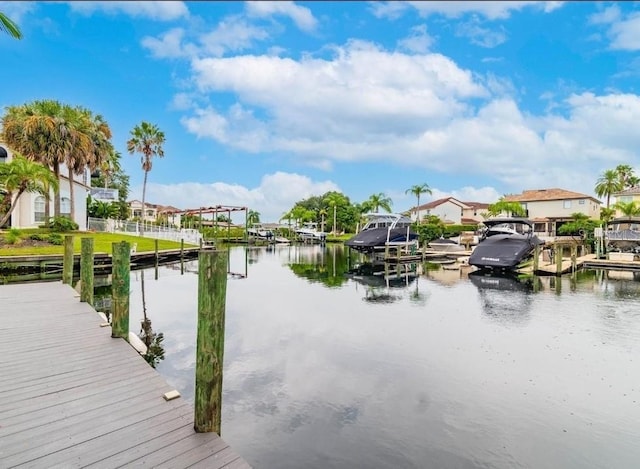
347 263 418 303
468 270 539 324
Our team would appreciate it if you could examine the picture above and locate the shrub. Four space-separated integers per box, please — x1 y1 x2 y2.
48 233 64 245
46 216 79 233
29 233 48 242
6 228 22 245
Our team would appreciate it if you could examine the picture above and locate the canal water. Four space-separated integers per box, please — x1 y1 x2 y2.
121 244 640 469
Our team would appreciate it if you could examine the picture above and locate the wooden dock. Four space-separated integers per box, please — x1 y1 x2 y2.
0 282 250 468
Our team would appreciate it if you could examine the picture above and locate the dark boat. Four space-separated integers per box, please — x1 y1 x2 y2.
345 213 418 253
605 217 640 253
468 218 544 271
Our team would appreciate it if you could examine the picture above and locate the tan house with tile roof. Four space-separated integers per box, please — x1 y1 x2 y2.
409 197 488 225
503 188 601 235
612 186 640 217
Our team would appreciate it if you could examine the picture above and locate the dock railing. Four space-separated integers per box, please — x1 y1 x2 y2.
88 217 202 245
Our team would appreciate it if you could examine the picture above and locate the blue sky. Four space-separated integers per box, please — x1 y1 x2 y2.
2 1 640 222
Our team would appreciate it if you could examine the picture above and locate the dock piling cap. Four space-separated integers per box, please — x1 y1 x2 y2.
163 390 181 401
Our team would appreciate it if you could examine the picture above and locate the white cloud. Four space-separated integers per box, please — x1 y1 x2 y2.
245 1 318 33
141 28 193 59
371 1 564 21
456 17 507 48
608 13 640 51
429 186 503 204
588 5 621 25
133 172 340 222
199 15 269 57
398 24 433 53
67 1 189 21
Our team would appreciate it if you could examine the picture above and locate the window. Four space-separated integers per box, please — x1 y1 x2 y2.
620 196 633 203
579 199 585 205
34 196 46 222
563 200 571 209
61 197 71 217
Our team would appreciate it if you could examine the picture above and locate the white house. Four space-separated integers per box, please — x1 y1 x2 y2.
410 197 487 225
0 143 90 230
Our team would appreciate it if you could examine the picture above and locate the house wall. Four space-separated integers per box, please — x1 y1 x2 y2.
1 144 89 230
521 198 600 219
129 200 158 223
613 193 640 217
461 207 486 223
424 201 464 224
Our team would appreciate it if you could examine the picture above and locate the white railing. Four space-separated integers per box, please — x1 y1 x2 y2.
87 217 202 245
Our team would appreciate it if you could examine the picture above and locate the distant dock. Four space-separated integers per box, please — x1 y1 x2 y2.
0 281 250 468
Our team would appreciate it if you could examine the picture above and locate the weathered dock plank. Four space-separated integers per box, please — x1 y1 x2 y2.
0 281 250 468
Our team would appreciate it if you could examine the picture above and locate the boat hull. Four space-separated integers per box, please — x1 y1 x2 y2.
468 234 543 271
345 227 418 253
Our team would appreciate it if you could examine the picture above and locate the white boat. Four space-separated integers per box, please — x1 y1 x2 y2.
295 222 327 243
427 237 466 252
606 217 640 253
247 224 274 241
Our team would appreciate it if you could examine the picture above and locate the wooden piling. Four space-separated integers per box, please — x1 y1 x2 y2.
570 244 577 272
80 237 94 305
63 235 74 285
555 243 562 276
533 244 540 273
180 238 185 274
111 241 130 340
194 250 228 434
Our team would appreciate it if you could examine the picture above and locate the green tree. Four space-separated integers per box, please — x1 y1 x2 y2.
91 150 130 220
247 210 260 225
324 191 345 234
615 164 640 189
600 207 616 223
0 12 22 39
318 208 327 233
127 121 165 237
595 169 623 209
405 183 432 224
365 192 393 213
613 201 640 217
487 199 527 217
0 154 59 227
87 198 119 219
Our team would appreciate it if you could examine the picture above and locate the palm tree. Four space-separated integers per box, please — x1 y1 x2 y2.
615 164 640 189
0 12 22 39
127 122 165 237
0 154 59 227
366 192 393 213
405 183 432 224
486 199 526 217
324 192 343 234
594 169 622 208
1 100 75 217
613 201 640 217
247 210 260 225
319 208 327 233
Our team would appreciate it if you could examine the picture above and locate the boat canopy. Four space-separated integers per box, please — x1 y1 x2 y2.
361 213 413 230
481 217 534 227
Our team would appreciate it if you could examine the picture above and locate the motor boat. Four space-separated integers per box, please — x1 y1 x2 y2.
427 237 466 252
468 218 544 271
605 217 640 253
345 213 418 253
247 224 274 241
295 222 327 242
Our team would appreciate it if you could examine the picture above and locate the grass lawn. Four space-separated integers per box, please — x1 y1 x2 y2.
0 231 196 256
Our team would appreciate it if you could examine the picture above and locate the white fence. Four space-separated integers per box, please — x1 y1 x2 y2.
88 217 202 245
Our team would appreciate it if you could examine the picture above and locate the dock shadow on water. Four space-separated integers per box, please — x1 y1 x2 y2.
15 244 639 469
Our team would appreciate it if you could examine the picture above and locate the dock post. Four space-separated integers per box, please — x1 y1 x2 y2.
555 243 562 276
571 244 577 272
111 241 130 340
63 235 74 285
180 238 185 275
154 238 159 280
80 237 94 305
195 249 228 434
533 244 540 273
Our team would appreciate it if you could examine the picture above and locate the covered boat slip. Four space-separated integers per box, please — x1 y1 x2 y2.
0 282 250 468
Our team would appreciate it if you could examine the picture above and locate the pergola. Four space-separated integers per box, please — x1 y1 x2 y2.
164 205 249 239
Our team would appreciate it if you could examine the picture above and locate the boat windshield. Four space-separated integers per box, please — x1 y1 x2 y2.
362 214 412 230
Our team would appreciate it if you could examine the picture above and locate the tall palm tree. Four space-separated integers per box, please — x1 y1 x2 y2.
127 121 165 237
247 210 260 225
324 192 343 234
1 100 76 217
615 164 640 189
0 154 59 227
319 208 327 233
487 199 526 217
0 12 22 39
366 192 393 213
594 169 622 209
405 183 432 224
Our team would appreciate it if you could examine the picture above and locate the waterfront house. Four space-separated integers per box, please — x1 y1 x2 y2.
410 197 487 225
0 143 90 230
127 200 182 226
503 188 601 236
612 186 640 217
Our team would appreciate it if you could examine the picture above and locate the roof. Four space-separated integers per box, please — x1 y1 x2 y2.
461 217 481 225
462 201 490 209
415 197 470 210
613 186 640 196
503 188 601 204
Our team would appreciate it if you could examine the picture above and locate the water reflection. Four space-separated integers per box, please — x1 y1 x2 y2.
286 243 352 288
138 270 166 368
